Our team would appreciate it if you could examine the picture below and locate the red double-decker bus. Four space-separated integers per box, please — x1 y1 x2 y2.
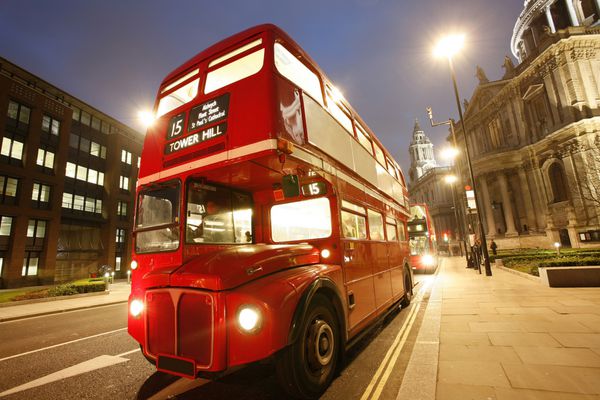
128 24 412 398
408 204 438 274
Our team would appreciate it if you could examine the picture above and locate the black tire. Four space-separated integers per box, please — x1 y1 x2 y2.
275 294 340 399
401 269 413 307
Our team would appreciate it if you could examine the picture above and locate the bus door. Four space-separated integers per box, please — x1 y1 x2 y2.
367 209 393 312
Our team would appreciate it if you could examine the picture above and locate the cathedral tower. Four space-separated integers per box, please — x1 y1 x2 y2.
408 119 437 183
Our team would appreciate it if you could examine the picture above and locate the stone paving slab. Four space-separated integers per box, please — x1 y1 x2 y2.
397 256 600 400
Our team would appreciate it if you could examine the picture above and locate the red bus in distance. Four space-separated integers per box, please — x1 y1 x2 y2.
128 24 412 399
407 204 438 273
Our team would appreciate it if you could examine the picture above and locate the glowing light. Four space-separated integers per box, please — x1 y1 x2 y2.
422 254 435 266
554 242 561 248
138 110 156 128
321 249 331 259
444 174 458 184
440 147 459 160
130 299 144 317
330 86 345 103
433 34 465 59
130 260 138 270
238 306 261 333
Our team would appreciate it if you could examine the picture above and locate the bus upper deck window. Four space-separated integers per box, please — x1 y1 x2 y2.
274 43 323 105
157 69 200 117
205 47 265 94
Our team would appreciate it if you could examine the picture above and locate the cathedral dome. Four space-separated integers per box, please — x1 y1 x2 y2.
511 0 600 62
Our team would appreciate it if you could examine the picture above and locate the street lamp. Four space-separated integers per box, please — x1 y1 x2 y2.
427 109 469 264
434 34 493 276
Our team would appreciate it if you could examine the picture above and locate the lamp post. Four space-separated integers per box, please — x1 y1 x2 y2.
443 173 468 259
427 107 469 263
434 34 492 276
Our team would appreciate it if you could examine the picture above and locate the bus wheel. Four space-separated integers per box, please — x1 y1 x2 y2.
401 270 412 307
276 294 339 399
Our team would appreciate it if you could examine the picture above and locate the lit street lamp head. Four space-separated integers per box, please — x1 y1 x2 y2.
440 146 459 161
433 34 465 59
444 174 458 184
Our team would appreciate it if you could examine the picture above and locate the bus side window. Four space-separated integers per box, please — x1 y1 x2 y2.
386 218 398 241
367 209 384 241
274 43 323 105
398 220 407 241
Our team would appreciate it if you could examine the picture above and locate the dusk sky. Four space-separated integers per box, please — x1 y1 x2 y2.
0 0 525 174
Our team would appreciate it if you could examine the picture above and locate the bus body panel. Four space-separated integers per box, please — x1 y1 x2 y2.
130 24 412 386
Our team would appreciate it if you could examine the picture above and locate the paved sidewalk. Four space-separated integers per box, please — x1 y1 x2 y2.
410 256 600 399
0 281 130 322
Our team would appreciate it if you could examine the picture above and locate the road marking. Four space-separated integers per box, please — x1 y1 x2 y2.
116 348 140 357
147 377 209 400
0 327 127 363
0 303 125 324
0 353 131 397
359 278 431 400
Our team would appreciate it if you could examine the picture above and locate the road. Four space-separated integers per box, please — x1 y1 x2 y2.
0 274 432 400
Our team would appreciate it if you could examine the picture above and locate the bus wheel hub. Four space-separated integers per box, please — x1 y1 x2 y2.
308 319 334 369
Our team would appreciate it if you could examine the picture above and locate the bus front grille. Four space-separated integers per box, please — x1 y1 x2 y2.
146 289 214 369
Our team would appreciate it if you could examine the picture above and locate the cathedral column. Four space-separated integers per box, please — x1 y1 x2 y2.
518 168 538 231
545 5 557 33
498 172 518 236
478 175 496 238
565 0 580 26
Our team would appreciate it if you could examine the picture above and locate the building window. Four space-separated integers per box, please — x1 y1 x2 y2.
81 110 91 126
121 150 132 165
117 201 127 217
27 219 46 238
7 100 31 128
137 156 140 168
31 183 51 208
36 148 55 169
90 141 107 158
62 192 102 214
73 195 84 211
62 192 73 208
0 176 18 204
115 256 122 271
91 116 101 131
0 216 13 236
549 163 569 203
1 137 24 160
116 228 126 243
72 107 80 121
42 115 61 136
66 162 76 178
120 176 129 191
22 251 39 276
0 257 3 277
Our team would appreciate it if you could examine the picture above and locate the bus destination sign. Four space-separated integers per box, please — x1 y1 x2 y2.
165 122 227 155
188 93 230 132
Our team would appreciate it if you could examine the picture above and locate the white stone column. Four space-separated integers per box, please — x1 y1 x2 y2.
545 6 557 33
565 0 580 26
498 173 518 236
518 168 538 231
478 176 496 238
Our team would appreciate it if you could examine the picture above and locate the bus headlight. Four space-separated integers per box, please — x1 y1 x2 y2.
130 299 144 318
130 260 138 270
422 254 435 266
237 305 262 333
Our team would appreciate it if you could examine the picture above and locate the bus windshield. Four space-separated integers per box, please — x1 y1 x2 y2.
409 236 430 255
186 181 253 244
135 182 180 253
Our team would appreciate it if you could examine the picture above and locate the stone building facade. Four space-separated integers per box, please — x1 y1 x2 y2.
407 121 460 254
0 57 143 288
452 0 600 249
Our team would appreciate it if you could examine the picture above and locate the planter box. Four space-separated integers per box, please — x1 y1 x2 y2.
538 265 600 287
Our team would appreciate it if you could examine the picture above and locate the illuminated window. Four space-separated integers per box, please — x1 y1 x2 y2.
36 148 55 169
325 88 353 134
62 193 73 208
271 197 331 242
0 216 13 236
7 100 30 127
31 183 51 206
1 137 24 160
157 77 199 117
117 201 127 217
76 165 87 181
66 162 76 178
356 124 373 154
274 43 323 104
367 209 384 241
22 252 39 276
205 48 265 94
42 115 60 136
121 150 132 164
73 195 84 211
120 176 129 191
0 176 18 203
386 218 398 241
115 256 122 271
116 228 126 243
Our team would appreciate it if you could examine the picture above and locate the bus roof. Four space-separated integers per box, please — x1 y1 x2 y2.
160 24 395 170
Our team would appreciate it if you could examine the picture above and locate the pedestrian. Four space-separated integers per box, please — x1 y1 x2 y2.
490 239 498 255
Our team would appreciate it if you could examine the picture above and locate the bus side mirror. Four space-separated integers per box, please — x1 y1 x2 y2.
282 174 300 198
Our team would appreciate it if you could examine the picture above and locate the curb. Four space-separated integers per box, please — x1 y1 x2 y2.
0 299 128 322
495 264 541 282
0 289 109 308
